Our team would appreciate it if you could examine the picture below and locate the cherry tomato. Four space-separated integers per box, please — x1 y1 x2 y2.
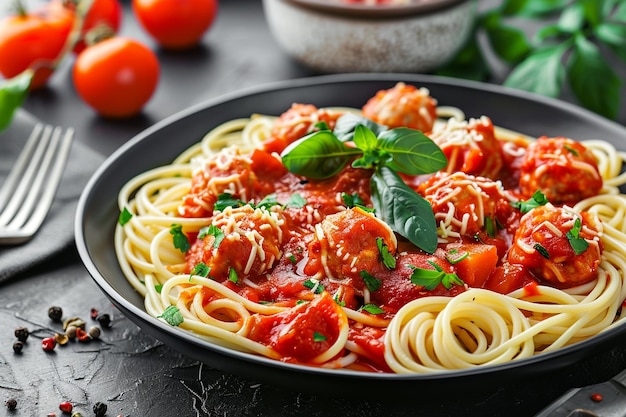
132 0 218 50
73 37 160 118
0 3 74 90
54 0 123 54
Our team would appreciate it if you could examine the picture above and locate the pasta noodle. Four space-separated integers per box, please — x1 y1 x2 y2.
115 86 626 374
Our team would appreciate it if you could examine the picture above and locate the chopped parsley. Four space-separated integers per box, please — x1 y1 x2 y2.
118 207 133 226
534 243 550 259
563 144 579 156
360 304 384 315
445 249 469 265
313 332 327 342
154 284 163 294
332 291 346 307
228 267 239 284
484 215 498 238
190 262 210 279
376 237 396 269
512 190 549 214
285 193 307 209
198 224 225 248
303 279 324 294
341 192 374 213
566 218 589 255
158 306 184 326
360 270 381 292
409 261 464 291
170 224 190 253
214 193 245 211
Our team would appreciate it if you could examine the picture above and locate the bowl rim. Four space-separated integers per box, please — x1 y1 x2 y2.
280 0 470 18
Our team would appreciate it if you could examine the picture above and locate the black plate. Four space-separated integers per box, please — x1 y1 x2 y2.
75 73 626 398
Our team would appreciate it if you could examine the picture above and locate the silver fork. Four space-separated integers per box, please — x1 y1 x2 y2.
0 124 74 245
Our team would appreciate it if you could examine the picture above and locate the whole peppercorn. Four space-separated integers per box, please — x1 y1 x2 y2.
59 401 73 413
42 337 57 351
12 341 23 353
90 308 99 320
5 398 17 411
96 314 112 329
14 326 29 342
93 401 107 417
88 326 101 340
48 306 63 322
66 325 78 340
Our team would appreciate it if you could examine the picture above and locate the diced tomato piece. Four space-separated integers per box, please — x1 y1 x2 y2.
246 292 347 363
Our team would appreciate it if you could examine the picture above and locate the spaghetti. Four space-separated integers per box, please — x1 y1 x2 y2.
115 83 626 373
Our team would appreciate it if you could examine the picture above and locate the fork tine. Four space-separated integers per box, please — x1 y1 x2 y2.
0 123 46 216
0 124 74 244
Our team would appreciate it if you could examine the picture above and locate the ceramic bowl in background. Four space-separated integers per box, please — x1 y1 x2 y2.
262 0 476 73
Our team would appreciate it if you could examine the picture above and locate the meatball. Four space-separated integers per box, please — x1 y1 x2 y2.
507 204 603 287
519 136 602 204
361 82 437 131
418 171 518 240
179 147 257 218
186 205 287 281
304 207 397 285
430 116 503 179
266 103 344 154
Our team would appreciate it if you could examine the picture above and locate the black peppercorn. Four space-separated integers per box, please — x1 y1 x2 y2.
14 327 29 342
96 313 112 328
93 401 107 417
12 341 23 353
48 306 63 322
5 398 17 411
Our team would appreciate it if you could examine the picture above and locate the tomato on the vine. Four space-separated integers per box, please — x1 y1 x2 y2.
0 3 74 90
132 0 218 50
56 0 124 54
73 37 160 118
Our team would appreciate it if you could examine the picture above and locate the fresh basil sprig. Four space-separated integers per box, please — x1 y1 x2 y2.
437 0 626 119
0 70 32 132
281 115 446 253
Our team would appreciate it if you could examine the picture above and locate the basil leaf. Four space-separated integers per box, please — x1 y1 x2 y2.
435 33 491 81
558 2 585 33
535 24 566 42
483 13 532 63
370 166 438 254
280 130 361 179
0 70 32 132
376 128 447 176
596 22 626 62
568 34 621 120
333 113 387 142
504 43 568 98
508 0 570 17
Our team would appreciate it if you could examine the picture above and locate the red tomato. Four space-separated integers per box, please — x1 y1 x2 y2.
132 0 218 50
0 4 74 89
73 37 160 118
54 0 123 54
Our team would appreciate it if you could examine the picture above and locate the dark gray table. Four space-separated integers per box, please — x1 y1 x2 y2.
2 1 626 416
